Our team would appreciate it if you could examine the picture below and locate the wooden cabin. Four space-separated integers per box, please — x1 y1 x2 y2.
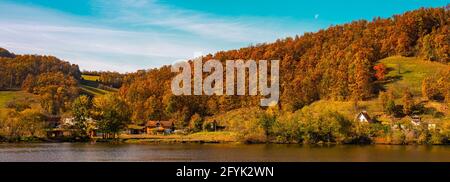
145 120 175 134
46 128 73 138
127 124 146 134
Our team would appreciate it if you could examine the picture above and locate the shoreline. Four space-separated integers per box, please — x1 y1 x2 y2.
1 136 449 146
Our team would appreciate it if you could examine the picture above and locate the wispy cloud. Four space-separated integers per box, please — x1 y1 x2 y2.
0 0 317 72
97 0 315 43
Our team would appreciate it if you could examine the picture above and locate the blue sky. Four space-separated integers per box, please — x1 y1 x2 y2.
0 0 448 72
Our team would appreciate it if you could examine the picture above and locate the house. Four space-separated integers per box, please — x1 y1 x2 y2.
410 115 421 126
356 111 373 123
127 124 146 134
46 115 62 128
145 120 175 134
46 128 73 138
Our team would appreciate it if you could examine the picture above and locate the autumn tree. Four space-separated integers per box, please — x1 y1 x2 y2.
350 50 372 100
92 94 131 139
34 72 79 115
379 90 395 112
402 88 414 115
72 95 92 138
373 63 387 80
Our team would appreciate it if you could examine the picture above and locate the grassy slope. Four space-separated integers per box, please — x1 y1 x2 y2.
380 56 449 96
80 74 115 96
0 91 18 109
0 91 41 117
81 75 100 82
80 84 110 96
306 56 450 123
0 91 37 109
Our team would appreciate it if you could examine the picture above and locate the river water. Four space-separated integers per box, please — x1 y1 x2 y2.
0 143 449 162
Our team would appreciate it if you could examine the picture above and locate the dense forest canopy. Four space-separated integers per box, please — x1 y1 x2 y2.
0 54 81 90
0 52 81 115
118 6 449 125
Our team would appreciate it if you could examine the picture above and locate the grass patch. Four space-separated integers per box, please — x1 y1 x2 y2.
116 131 239 143
307 100 384 120
380 56 449 96
80 84 110 96
0 91 36 109
186 131 238 142
81 74 100 82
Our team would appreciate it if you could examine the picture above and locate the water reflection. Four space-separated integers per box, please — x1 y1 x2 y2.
0 143 449 162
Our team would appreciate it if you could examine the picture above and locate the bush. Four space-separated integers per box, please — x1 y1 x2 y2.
441 121 450 142
417 131 429 144
188 113 203 133
258 111 276 139
388 130 406 144
297 108 352 144
429 131 443 144
206 107 267 143
0 109 45 140
405 130 417 144
6 98 32 112
272 112 302 143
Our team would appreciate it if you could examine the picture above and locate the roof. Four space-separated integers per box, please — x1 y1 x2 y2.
45 115 61 122
356 111 372 122
127 124 145 130
146 120 173 128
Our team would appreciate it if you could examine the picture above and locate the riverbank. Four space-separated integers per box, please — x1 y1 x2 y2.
0 131 241 144
96 131 239 144
2 131 449 145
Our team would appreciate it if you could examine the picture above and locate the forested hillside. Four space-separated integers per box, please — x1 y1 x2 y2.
119 6 449 125
0 52 82 115
0 54 81 90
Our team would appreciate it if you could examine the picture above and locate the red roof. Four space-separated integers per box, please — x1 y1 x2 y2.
146 120 173 129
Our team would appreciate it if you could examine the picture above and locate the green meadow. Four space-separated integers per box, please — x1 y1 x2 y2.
380 56 449 96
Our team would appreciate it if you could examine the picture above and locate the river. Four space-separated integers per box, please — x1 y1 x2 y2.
0 143 449 162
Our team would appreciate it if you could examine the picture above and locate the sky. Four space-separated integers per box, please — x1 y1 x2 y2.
0 0 448 73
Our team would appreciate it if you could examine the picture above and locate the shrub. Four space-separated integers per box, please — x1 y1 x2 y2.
206 107 267 143
6 98 32 112
429 131 443 144
258 111 276 139
188 113 203 133
388 130 406 144
441 121 450 142
272 112 303 143
417 131 429 144
405 130 417 144
298 109 352 144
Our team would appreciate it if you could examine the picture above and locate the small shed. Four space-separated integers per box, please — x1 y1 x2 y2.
46 128 73 138
356 111 373 123
127 124 146 134
410 115 421 126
